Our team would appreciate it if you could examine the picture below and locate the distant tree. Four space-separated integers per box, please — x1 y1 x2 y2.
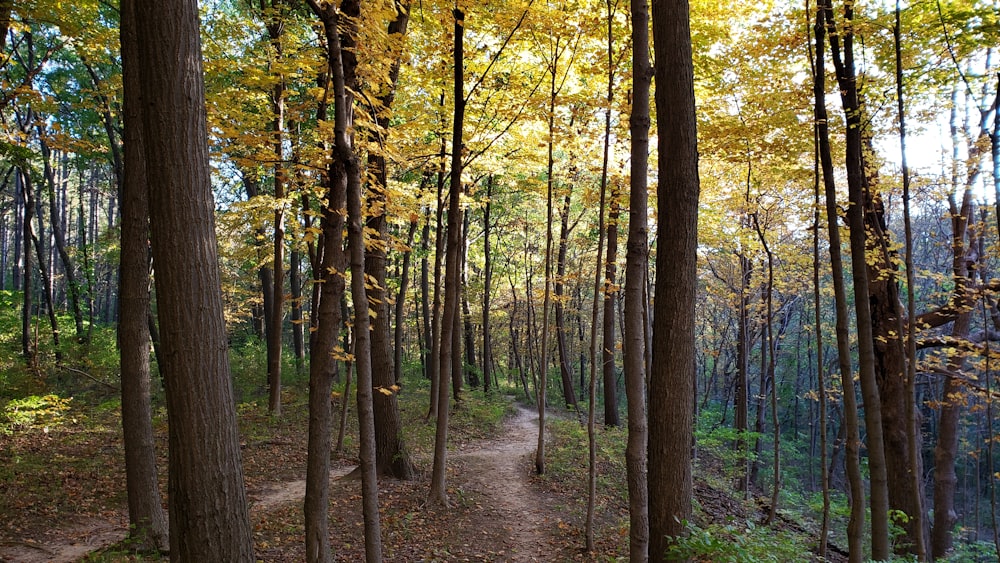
132 0 255 558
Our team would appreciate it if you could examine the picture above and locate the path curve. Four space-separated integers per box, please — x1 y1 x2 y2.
451 404 553 562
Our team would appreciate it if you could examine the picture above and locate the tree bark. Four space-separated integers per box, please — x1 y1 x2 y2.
133 0 255 557
625 0 651 557
118 0 169 549
648 0 699 559
363 0 415 481
602 195 620 427
428 7 465 506
823 2 890 555
482 175 494 394
813 3 865 559
555 190 577 409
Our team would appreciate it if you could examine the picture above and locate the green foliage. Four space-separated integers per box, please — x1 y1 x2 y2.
0 394 74 432
695 405 761 482
665 520 812 563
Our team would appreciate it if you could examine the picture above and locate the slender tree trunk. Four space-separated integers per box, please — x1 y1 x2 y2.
603 196 620 426
290 248 305 369
26 173 62 361
265 0 287 417
648 0 700 558
421 205 433 382
39 137 84 339
625 0 652 558
20 170 33 361
813 3 865 559
735 252 752 494
482 176 494 394
555 190 577 409
428 7 465 506
461 212 477 389
807 11 831 546
394 215 418 384
826 1 891 552
894 4 927 557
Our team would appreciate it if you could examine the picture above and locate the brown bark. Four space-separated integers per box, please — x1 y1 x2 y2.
428 7 465 506
133 0 254 557
823 0 890 557
625 0 651 558
813 2 864 559
118 0 168 549
602 195 620 426
648 0 699 558
555 190 577 408
362 0 414 481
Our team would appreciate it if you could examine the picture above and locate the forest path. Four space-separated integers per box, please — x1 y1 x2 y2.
0 403 563 562
447 403 554 561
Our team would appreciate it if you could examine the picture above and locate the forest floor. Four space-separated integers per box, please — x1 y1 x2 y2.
0 390 844 562
0 398 624 562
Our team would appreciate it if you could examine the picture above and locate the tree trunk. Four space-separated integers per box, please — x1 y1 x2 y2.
823 2 891 555
482 175 494 394
734 252 752 494
118 0 169 549
428 7 465 507
813 3 865 559
461 212 477 388
20 170 33 360
420 205 433 382
648 0 700 558
361 0 414 481
133 0 255 557
39 137 85 340
625 0 651 557
602 195 620 427
394 215 418 385
265 0 286 417
290 247 305 369
555 190 577 409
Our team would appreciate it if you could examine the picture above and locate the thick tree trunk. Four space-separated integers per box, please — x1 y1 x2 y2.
363 0 414 481
118 0 168 549
303 169 345 563
648 0 699 559
133 0 255 557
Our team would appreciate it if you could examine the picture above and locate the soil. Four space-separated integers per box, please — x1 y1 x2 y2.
0 404 595 562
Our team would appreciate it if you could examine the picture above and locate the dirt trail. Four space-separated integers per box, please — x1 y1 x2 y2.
450 404 554 562
0 405 552 563
0 516 127 563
